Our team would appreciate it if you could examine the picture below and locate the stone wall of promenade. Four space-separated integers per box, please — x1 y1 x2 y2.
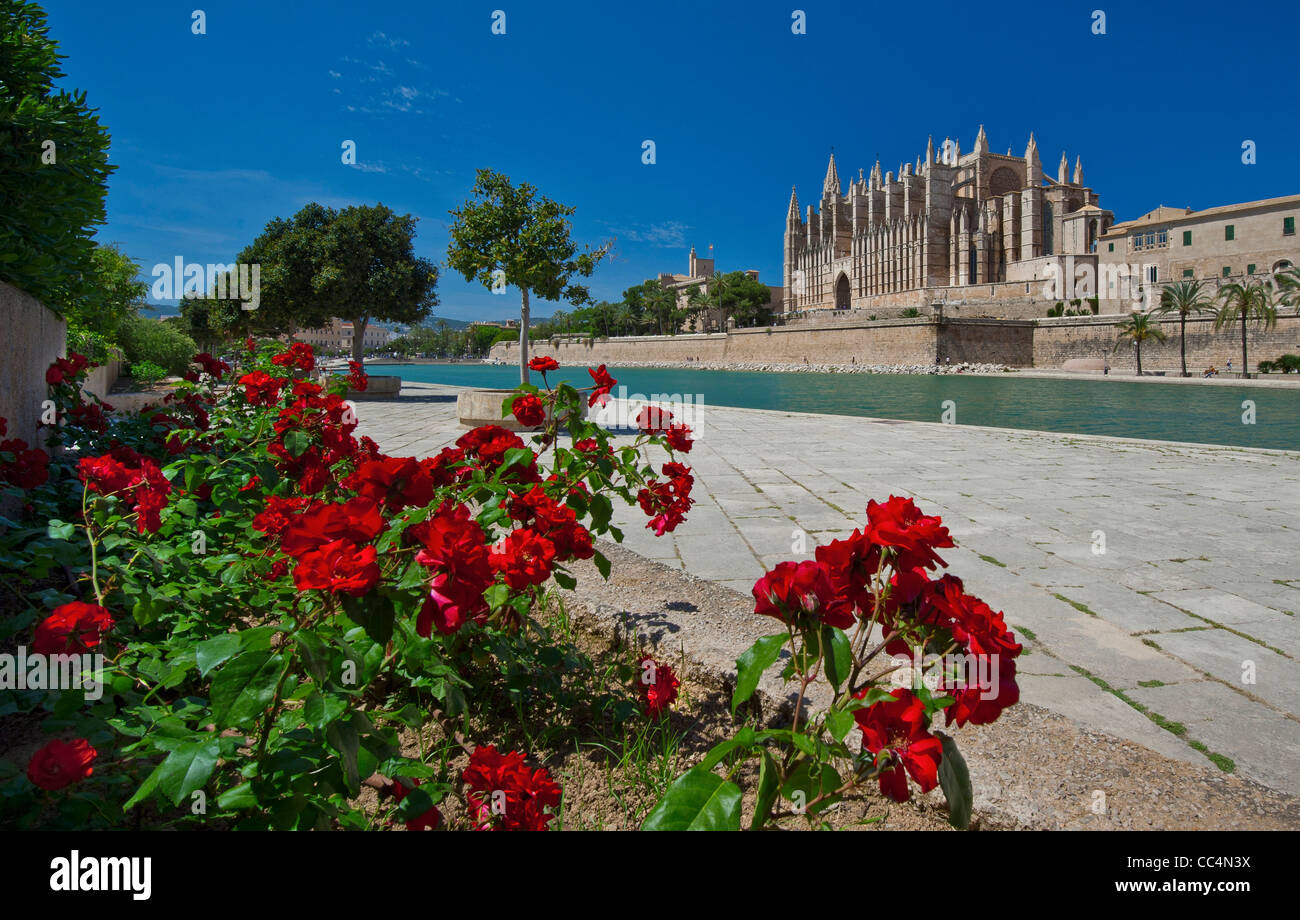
0 280 65 449
1034 313 1300 373
488 312 1300 373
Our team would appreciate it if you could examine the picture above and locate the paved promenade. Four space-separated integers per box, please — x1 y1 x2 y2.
354 382 1300 796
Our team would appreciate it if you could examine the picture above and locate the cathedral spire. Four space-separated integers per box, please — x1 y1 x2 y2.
975 124 988 154
1058 151 1069 184
926 135 934 165
787 185 800 222
1073 156 1083 185
1025 133 1042 184
823 152 840 197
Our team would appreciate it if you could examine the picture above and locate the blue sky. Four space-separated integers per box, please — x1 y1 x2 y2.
42 0 1300 322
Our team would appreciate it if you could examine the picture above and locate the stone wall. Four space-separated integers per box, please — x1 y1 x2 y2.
0 280 65 448
487 311 1300 374
1034 313 1300 373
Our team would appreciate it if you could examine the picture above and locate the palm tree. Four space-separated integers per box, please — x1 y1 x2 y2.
613 303 634 336
1155 280 1214 377
1273 264 1300 315
1114 312 1167 376
1215 279 1277 379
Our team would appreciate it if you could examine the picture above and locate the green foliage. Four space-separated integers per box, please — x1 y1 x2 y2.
129 361 167 386
119 316 198 375
0 0 114 313
901 307 921 318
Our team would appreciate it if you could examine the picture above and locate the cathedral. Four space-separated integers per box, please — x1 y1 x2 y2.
783 128 1114 315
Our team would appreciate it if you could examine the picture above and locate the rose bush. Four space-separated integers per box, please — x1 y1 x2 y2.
0 345 694 830
643 496 1022 830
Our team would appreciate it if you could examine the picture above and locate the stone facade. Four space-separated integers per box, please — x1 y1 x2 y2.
0 280 65 450
651 248 782 333
1096 196 1300 310
784 128 1114 319
294 317 393 353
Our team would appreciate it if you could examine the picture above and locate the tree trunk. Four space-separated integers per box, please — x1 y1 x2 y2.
1241 311 1249 379
1180 313 1188 377
352 316 367 366
1135 343 1142 376
520 288 531 385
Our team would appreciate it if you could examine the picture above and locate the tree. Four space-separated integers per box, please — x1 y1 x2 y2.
1114 312 1167 376
0 0 114 312
447 169 610 384
1155 280 1214 377
1215 279 1277 379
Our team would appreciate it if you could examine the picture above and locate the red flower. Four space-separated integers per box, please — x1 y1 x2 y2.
815 529 883 625
45 353 91 386
32 602 114 656
853 688 943 803
239 370 284 407
489 529 557 590
587 364 617 407
346 360 369 392
636 463 694 535
635 405 674 433
193 352 230 380
344 456 434 512
27 738 97 791
864 496 954 572
752 560 845 628
638 655 680 717
245 336 256 353
271 342 315 372
389 779 442 831
664 424 693 453
279 497 383 558
409 503 493 635
511 393 546 428
462 746 561 831
1 438 50 488
418 571 489 636
77 451 171 534
528 356 559 373
292 539 380 595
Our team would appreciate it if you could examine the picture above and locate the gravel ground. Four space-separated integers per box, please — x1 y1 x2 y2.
559 541 1300 831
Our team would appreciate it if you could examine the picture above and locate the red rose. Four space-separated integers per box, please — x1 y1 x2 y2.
587 364 617 407
853 688 943 802
528 356 559 373
32 602 114 656
279 497 383 557
417 572 489 636
864 496 954 571
664 424 693 452
344 456 434 512
346 360 369 392
511 393 546 428
239 370 285 407
635 405 674 433
637 655 680 717
292 539 380 595
1 438 50 489
752 560 841 628
193 352 230 380
27 738 97 791
489 529 557 590
462 746 561 831
271 342 315 372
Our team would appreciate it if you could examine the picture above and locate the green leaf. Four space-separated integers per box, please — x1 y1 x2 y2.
158 738 221 805
282 429 311 459
751 749 781 830
217 782 257 811
552 569 576 590
698 726 756 772
483 583 510 612
326 718 362 797
195 634 242 677
781 760 842 816
821 625 852 690
123 759 166 811
588 493 613 531
641 767 742 831
936 731 974 830
731 633 786 716
46 519 76 541
304 690 348 730
826 708 856 743
342 593 395 646
592 550 611 580
210 650 285 727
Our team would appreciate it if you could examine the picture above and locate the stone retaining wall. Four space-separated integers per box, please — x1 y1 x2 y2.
0 280 65 448
489 312 1300 374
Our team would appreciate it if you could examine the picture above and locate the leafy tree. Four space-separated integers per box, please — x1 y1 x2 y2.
1114 312 1167 376
447 169 610 383
1215 279 1277 379
63 243 148 360
0 0 114 312
622 279 679 335
119 316 198 376
1155 279 1214 377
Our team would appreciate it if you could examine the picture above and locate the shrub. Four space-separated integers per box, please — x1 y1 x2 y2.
901 307 921 318
129 360 167 386
1088 297 1100 315
119 316 198 375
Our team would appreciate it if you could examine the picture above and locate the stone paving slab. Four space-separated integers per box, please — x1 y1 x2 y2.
353 381 1300 796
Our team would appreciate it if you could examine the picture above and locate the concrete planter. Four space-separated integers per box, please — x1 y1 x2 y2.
456 387 551 430
333 374 401 399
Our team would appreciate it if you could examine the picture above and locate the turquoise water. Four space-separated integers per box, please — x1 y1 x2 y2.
368 364 1300 451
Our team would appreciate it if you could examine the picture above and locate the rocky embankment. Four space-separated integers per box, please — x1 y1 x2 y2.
485 359 1011 375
